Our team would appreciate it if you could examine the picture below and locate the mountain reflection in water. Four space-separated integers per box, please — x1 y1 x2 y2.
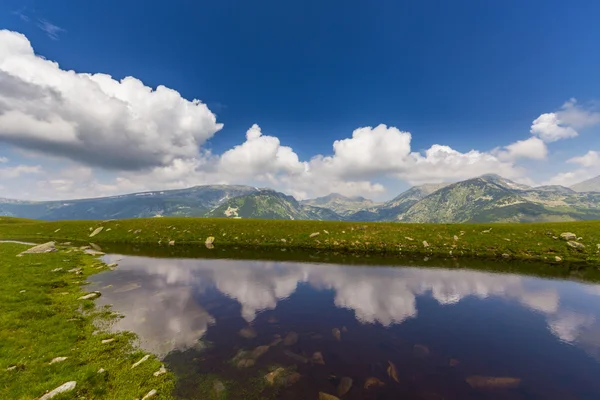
89 255 600 399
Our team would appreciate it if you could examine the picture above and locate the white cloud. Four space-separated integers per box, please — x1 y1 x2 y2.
0 30 222 171
530 99 600 143
218 124 306 180
0 164 41 179
0 156 7 163
493 137 548 162
0 30 594 201
544 150 600 187
568 150 600 168
530 113 578 142
557 98 600 129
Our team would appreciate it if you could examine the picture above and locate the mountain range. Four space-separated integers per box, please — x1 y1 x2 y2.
1 174 599 223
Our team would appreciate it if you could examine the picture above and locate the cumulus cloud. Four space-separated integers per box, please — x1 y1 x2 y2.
0 29 586 200
568 150 600 168
544 150 600 187
493 137 548 162
219 124 306 180
0 30 222 171
530 99 600 143
0 156 7 163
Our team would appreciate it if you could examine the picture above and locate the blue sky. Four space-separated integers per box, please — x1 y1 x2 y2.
0 0 599 200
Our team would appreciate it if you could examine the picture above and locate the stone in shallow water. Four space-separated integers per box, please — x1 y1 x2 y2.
332 328 341 341
205 236 215 244
319 392 340 400
312 351 325 365
283 331 298 346
466 376 521 389
153 366 167 377
49 357 67 364
364 377 384 389
337 377 352 397
238 327 257 339
78 292 100 300
39 381 76 400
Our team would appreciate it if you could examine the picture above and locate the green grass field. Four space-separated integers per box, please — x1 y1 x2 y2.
1 217 599 267
0 242 175 399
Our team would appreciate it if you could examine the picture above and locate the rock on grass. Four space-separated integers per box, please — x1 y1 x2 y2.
18 242 56 256
39 381 76 400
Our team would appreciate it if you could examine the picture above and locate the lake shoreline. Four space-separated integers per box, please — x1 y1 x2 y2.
1 217 599 268
0 242 175 399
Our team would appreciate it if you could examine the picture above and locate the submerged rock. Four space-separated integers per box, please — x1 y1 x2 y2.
466 376 521 389
387 360 399 383
413 344 430 357
283 331 298 346
337 377 353 397
283 349 308 363
265 368 285 385
364 377 385 389
332 328 341 341
39 381 76 400
213 380 226 395
238 327 257 339
18 242 56 256
319 393 340 400
205 236 215 245
250 345 270 360
312 351 325 365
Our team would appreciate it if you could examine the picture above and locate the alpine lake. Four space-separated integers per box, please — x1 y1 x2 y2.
85 244 600 400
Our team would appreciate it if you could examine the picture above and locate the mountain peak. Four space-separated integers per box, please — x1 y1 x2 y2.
477 174 531 190
570 175 600 192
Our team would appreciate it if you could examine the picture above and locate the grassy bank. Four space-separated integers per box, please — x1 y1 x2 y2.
0 217 599 267
0 242 174 399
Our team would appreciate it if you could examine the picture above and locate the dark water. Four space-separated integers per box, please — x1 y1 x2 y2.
88 255 600 399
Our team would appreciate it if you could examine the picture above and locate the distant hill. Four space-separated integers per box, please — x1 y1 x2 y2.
207 190 342 220
0 185 258 220
398 175 600 223
300 193 380 216
570 175 600 193
346 182 449 221
1 174 599 223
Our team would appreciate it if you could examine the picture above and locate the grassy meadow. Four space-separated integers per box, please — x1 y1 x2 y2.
0 242 175 399
1 216 599 267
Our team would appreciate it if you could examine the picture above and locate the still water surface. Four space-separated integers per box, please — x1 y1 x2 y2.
89 255 600 399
